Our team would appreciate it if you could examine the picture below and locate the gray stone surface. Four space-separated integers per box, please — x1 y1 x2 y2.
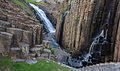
0 32 13 55
10 47 24 59
41 53 49 58
0 20 11 27
0 26 6 32
75 63 120 71
19 42 30 56
44 49 51 53
42 40 50 48
6 28 23 46
22 30 33 46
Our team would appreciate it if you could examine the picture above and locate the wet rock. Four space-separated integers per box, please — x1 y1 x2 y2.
0 32 13 56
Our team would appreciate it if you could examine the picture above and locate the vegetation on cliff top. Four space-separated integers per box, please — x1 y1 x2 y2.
0 57 69 71
26 0 43 5
12 0 42 18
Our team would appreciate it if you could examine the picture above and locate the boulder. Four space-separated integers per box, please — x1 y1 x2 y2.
0 32 13 56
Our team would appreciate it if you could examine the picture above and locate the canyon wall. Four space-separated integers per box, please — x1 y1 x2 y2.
0 0 43 56
56 0 120 60
113 0 120 62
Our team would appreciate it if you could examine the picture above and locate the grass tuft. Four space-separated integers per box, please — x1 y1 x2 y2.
0 56 69 71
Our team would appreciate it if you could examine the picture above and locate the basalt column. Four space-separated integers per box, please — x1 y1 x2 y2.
111 0 120 62
56 0 113 56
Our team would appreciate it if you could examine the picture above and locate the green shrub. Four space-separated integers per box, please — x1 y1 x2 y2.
50 48 55 54
26 0 43 5
45 46 48 49
12 0 26 8
76 16 80 20
41 49 45 54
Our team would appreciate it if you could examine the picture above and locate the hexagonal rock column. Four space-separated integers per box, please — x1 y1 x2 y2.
19 42 30 58
10 48 24 59
6 28 23 47
22 30 33 47
29 45 44 58
0 32 13 56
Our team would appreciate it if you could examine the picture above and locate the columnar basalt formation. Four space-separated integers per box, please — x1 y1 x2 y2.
0 0 43 57
56 0 120 61
113 0 120 62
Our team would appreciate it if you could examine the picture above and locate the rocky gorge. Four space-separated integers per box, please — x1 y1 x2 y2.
56 0 120 67
0 0 120 71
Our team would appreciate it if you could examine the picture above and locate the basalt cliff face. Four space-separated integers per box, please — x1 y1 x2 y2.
0 0 43 57
56 0 120 61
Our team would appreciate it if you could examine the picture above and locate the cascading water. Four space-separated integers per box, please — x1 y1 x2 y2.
29 1 112 68
57 4 71 43
83 11 111 63
29 3 56 34
67 11 111 68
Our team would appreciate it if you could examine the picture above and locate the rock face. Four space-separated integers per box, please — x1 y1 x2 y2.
113 1 120 62
0 32 13 56
0 0 43 59
77 62 120 71
56 0 120 61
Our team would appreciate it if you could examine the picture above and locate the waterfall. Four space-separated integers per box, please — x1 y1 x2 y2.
57 4 71 43
29 3 56 34
67 11 111 68
83 11 111 63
